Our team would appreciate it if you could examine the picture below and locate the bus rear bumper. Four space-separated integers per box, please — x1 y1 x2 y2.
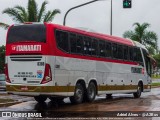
6 85 74 97
7 91 74 97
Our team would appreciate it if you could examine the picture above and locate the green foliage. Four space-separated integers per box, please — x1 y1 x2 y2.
0 45 5 73
151 82 160 86
0 0 60 29
153 53 160 68
0 22 9 30
147 46 156 55
123 22 158 54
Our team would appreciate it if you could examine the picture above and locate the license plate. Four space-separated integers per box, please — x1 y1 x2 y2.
21 87 28 91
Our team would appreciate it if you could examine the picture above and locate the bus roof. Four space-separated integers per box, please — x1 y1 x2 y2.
48 23 134 46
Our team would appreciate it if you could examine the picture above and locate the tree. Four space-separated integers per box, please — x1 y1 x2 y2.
153 53 160 68
123 22 158 54
0 45 5 73
0 0 60 29
147 46 156 55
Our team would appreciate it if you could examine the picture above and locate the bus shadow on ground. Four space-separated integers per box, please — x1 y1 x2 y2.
34 101 78 117
33 95 135 117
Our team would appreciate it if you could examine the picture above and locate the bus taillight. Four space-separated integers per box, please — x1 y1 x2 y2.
41 64 52 84
5 64 11 83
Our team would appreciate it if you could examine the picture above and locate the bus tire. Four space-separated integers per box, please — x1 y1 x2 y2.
34 96 47 103
133 83 142 98
86 82 96 102
106 94 112 99
70 83 84 104
49 97 64 104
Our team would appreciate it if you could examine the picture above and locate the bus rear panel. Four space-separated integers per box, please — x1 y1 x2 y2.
6 24 54 96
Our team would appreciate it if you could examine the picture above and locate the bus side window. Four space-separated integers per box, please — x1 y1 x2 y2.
143 49 152 76
129 47 134 61
123 46 129 60
133 48 138 61
99 40 105 57
112 43 118 59
55 30 69 52
137 48 143 63
76 35 83 54
117 45 124 59
147 58 152 76
106 42 112 58
69 33 77 53
83 36 92 55
91 38 98 56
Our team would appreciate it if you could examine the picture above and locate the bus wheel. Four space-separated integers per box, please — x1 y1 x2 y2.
70 83 84 104
86 82 96 102
133 83 142 98
34 96 47 103
49 97 64 104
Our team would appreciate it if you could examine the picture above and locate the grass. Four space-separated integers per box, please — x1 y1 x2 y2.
152 82 160 86
151 74 160 79
0 98 15 103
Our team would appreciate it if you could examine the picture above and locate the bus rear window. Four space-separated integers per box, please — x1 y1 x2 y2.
7 24 46 43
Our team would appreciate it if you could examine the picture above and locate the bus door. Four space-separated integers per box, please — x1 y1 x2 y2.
142 49 152 84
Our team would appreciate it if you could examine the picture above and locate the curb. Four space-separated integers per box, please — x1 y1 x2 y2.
151 86 160 88
0 101 21 107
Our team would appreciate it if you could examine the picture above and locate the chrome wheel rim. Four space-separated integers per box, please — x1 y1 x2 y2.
88 87 94 99
137 86 141 95
75 88 83 101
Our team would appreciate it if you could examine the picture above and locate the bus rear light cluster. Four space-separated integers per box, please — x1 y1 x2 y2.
41 64 52 84
45 76 51 81
5 64 11 83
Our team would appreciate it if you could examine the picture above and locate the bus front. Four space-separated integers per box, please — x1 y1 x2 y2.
5 23 52 98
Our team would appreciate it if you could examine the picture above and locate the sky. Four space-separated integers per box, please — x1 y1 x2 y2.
0 0 160 47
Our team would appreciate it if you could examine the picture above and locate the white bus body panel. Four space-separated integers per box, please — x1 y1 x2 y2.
8 55 46 84
55 55 149 95
7 53 150 96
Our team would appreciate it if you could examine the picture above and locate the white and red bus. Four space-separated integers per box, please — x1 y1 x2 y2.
5 23 154 104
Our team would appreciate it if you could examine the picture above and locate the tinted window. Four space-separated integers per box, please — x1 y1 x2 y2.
143 49 151 76
70 33 77 53
112 43 118 58
83 37 92 55
99 40 105 57
56 30 69 52
124 46 129 60
106 42 112 58
137 48 143 62
117 45 123 59
129 47 134 61
133 47 143 62
91 39 98 56
8 24 46 43
133 48 138 61
76 35 83 54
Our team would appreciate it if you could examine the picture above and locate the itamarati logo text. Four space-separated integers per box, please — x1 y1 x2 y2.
12 45 41 51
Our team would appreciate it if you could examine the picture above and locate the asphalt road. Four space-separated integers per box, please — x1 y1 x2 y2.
0 88 160 119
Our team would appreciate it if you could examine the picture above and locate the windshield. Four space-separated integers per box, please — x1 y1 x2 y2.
7 24 46 43
0 74 5 81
